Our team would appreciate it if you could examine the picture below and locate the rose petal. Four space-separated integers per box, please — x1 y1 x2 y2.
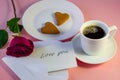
10 36 33 48
6 36 34 57
28 40 34 49
7 45 33 57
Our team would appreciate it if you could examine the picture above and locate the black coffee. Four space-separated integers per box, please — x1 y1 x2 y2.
83 26 105 39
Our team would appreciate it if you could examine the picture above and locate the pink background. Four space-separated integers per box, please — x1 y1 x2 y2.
0 0 120 80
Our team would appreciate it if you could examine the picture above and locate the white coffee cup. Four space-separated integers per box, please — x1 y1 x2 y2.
80 20 117 56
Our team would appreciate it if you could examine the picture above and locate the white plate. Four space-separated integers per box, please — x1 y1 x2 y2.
22 0 84 40
72 33 117 64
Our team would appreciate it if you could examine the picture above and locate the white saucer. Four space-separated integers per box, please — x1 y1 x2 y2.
22 0 84 40
72 33 117 64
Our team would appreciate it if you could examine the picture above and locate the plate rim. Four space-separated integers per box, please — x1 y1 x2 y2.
22 0 84 40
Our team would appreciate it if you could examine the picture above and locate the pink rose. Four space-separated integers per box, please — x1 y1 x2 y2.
6 36 34 57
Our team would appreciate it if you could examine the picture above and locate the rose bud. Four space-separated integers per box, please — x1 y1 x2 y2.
6 36 34 57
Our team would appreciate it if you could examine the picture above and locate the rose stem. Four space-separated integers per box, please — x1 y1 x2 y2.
11 0 17 18
11 0 21 36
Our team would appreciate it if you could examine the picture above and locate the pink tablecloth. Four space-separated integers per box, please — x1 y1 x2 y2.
0 0 120 80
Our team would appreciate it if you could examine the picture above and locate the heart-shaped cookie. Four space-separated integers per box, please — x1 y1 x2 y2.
55 12 70 26
41 22 60 34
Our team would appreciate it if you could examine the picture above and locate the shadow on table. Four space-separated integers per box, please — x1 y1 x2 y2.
76 59 102 68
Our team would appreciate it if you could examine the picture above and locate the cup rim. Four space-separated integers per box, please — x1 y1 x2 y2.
80 20 109 41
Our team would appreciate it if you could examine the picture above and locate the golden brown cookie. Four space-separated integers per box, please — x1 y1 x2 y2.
41 22 60 34
55 12 70 26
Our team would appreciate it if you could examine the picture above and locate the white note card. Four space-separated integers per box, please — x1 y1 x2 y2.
31 41 77 72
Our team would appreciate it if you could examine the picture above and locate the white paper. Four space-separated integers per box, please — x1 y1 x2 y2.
2 41 76 80
48 70 68 80
34 40 61 47
2 56 48 80
47 76 67 80
2 56 68 80
31 41 77 72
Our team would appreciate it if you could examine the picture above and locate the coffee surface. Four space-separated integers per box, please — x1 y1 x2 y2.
83 26 105 39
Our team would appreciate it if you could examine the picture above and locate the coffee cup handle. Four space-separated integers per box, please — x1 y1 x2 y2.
109 25 117 38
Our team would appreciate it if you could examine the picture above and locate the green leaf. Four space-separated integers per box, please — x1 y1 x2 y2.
0 30 8 48
18 24 23 32
7 18 23 33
